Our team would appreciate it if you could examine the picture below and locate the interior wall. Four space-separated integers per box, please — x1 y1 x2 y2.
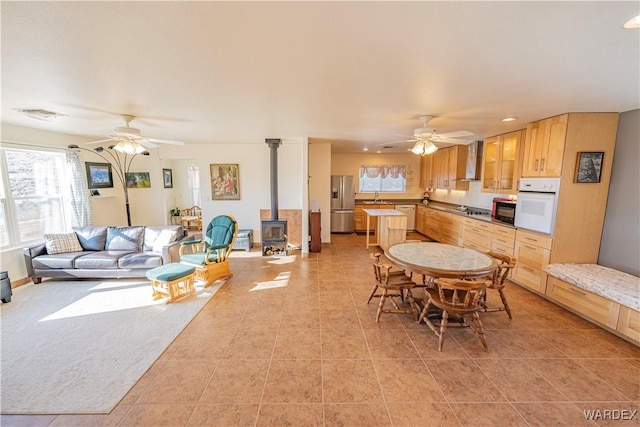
308 141 332 242
331 152 423 200
159 138 304 244
598 109 639 276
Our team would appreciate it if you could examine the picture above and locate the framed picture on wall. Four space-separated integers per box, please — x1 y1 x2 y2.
575 152 604 183
163 168 173 188
210 163 240 200
85 162 114 189
125 172 152 188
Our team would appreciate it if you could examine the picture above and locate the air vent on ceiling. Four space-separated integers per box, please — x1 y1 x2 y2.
13 108 67 121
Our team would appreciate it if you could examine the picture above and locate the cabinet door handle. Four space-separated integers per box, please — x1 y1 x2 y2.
563 286 586 297
540 158 545 171
534 159 539 171
524 245 538 251
524 237 539 242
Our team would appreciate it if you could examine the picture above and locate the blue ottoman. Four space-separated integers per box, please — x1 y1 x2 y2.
234 229 254 251
146 263 196 303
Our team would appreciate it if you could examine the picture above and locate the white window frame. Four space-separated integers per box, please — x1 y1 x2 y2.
0 145 72 250
358 164 407 193
187 165 201 207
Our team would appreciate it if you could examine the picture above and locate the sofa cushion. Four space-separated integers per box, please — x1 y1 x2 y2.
143 227 180 252
73 226 108 251
105 227 144 251
32 252 92 269
74 251 131 269
118 252 164 269
44 232 83 255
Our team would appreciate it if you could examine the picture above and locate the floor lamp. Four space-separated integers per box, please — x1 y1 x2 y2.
68 143 150 226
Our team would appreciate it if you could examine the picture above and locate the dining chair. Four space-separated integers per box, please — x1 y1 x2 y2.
421 277 490 351
369 253 420 322
479 251 516 319
366 252 411 304
180 206 202 231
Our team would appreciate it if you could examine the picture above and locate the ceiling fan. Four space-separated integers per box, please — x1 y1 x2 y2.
377 115 475 155
86 114 185 154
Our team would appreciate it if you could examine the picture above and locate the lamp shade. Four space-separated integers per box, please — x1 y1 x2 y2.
411 139 438 155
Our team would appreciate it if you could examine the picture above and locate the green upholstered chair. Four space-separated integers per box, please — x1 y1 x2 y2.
179 214 238 286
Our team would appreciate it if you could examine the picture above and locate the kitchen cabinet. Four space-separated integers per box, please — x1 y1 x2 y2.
423 208 440 241
512 229 552 294
481 130 524 194
432 146 469 191
419 154 434 189
462 217 492 253
522 114 568 177
439 213 463 246
354 204 395 232
415 205 427 235
491 224 516 257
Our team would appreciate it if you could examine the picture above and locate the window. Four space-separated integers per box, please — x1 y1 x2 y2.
0 147 71 249
359 165 407 193
187 165 201 207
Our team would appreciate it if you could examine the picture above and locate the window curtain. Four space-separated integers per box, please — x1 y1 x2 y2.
360 165 406 179
66 149 92 227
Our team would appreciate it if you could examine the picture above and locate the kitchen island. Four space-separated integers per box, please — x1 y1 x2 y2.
363 209 407 250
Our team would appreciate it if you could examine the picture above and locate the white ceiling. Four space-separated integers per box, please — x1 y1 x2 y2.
2 1 638 153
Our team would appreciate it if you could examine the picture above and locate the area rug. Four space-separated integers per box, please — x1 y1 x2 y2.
0 278 221 414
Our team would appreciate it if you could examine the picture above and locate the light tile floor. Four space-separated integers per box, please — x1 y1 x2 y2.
3 233 639 426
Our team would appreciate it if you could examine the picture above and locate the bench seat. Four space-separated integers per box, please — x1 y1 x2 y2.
545 263 639 311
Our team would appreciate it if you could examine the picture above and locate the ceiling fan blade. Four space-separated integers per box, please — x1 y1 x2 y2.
431 137 475 144
86 138 116 145
138 140 159 149
146 137 185 146
437 130 474 138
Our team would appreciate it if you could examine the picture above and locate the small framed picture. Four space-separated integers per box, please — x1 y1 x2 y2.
163 168 173 188
210 163 240 200
85 162 114 189
575 152 604 183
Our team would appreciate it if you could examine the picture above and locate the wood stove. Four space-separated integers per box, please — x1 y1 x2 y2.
261 138 288 256
261 219 287 255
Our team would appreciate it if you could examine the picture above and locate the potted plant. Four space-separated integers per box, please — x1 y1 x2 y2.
170 207 181 217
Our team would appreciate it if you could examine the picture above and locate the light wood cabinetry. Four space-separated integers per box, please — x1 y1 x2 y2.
354 204 395 232
513 229 552 294
481 130 524 194
617 307 640 344
491 224 516 257
522 114 568 177
415 205 427 235
432 146 469 191
423 208 440 241
419 155 434 189
462 217 492 253
439 213 463 246
545 277 620 329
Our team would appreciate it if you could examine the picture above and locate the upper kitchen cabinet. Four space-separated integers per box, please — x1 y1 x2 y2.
419 153 434 189
481 130 524 194
432 146 469 191
522 114 568 177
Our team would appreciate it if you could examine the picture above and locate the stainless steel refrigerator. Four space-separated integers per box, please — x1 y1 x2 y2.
330 175 355 233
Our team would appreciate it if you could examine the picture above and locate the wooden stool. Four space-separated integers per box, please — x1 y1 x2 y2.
146 263 196 303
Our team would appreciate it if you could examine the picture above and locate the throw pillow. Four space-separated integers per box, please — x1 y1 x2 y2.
44 232 84 255
105 227 144 251
73 226 108 251
152 229 178 253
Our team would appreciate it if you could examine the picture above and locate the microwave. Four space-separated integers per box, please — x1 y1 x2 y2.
492 198 517 225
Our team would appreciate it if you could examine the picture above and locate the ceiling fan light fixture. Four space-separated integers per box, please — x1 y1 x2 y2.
113 140 145 154
623 14 640 29
411 140 438 156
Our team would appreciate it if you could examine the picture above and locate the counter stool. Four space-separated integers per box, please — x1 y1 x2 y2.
146 263 196 303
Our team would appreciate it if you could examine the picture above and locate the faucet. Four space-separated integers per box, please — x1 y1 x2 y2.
374 191 379 202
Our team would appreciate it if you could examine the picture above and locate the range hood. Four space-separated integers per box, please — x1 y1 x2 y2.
461 140 484 181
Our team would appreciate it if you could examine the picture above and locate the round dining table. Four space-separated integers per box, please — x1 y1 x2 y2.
384 241 497 281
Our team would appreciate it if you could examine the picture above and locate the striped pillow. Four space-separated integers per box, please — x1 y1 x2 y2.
44 232 84 255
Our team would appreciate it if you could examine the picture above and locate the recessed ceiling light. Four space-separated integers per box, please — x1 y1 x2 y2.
362 147 369 151
376 150 381 154
501 117 518 122
624 14 640 29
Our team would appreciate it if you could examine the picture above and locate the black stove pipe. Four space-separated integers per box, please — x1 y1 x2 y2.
265 139 282 221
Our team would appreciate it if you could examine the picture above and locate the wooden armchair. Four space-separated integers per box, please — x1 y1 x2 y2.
180 206 202 231
179 214 238 286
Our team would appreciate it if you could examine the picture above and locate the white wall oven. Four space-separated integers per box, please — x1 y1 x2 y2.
514 178 561 235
